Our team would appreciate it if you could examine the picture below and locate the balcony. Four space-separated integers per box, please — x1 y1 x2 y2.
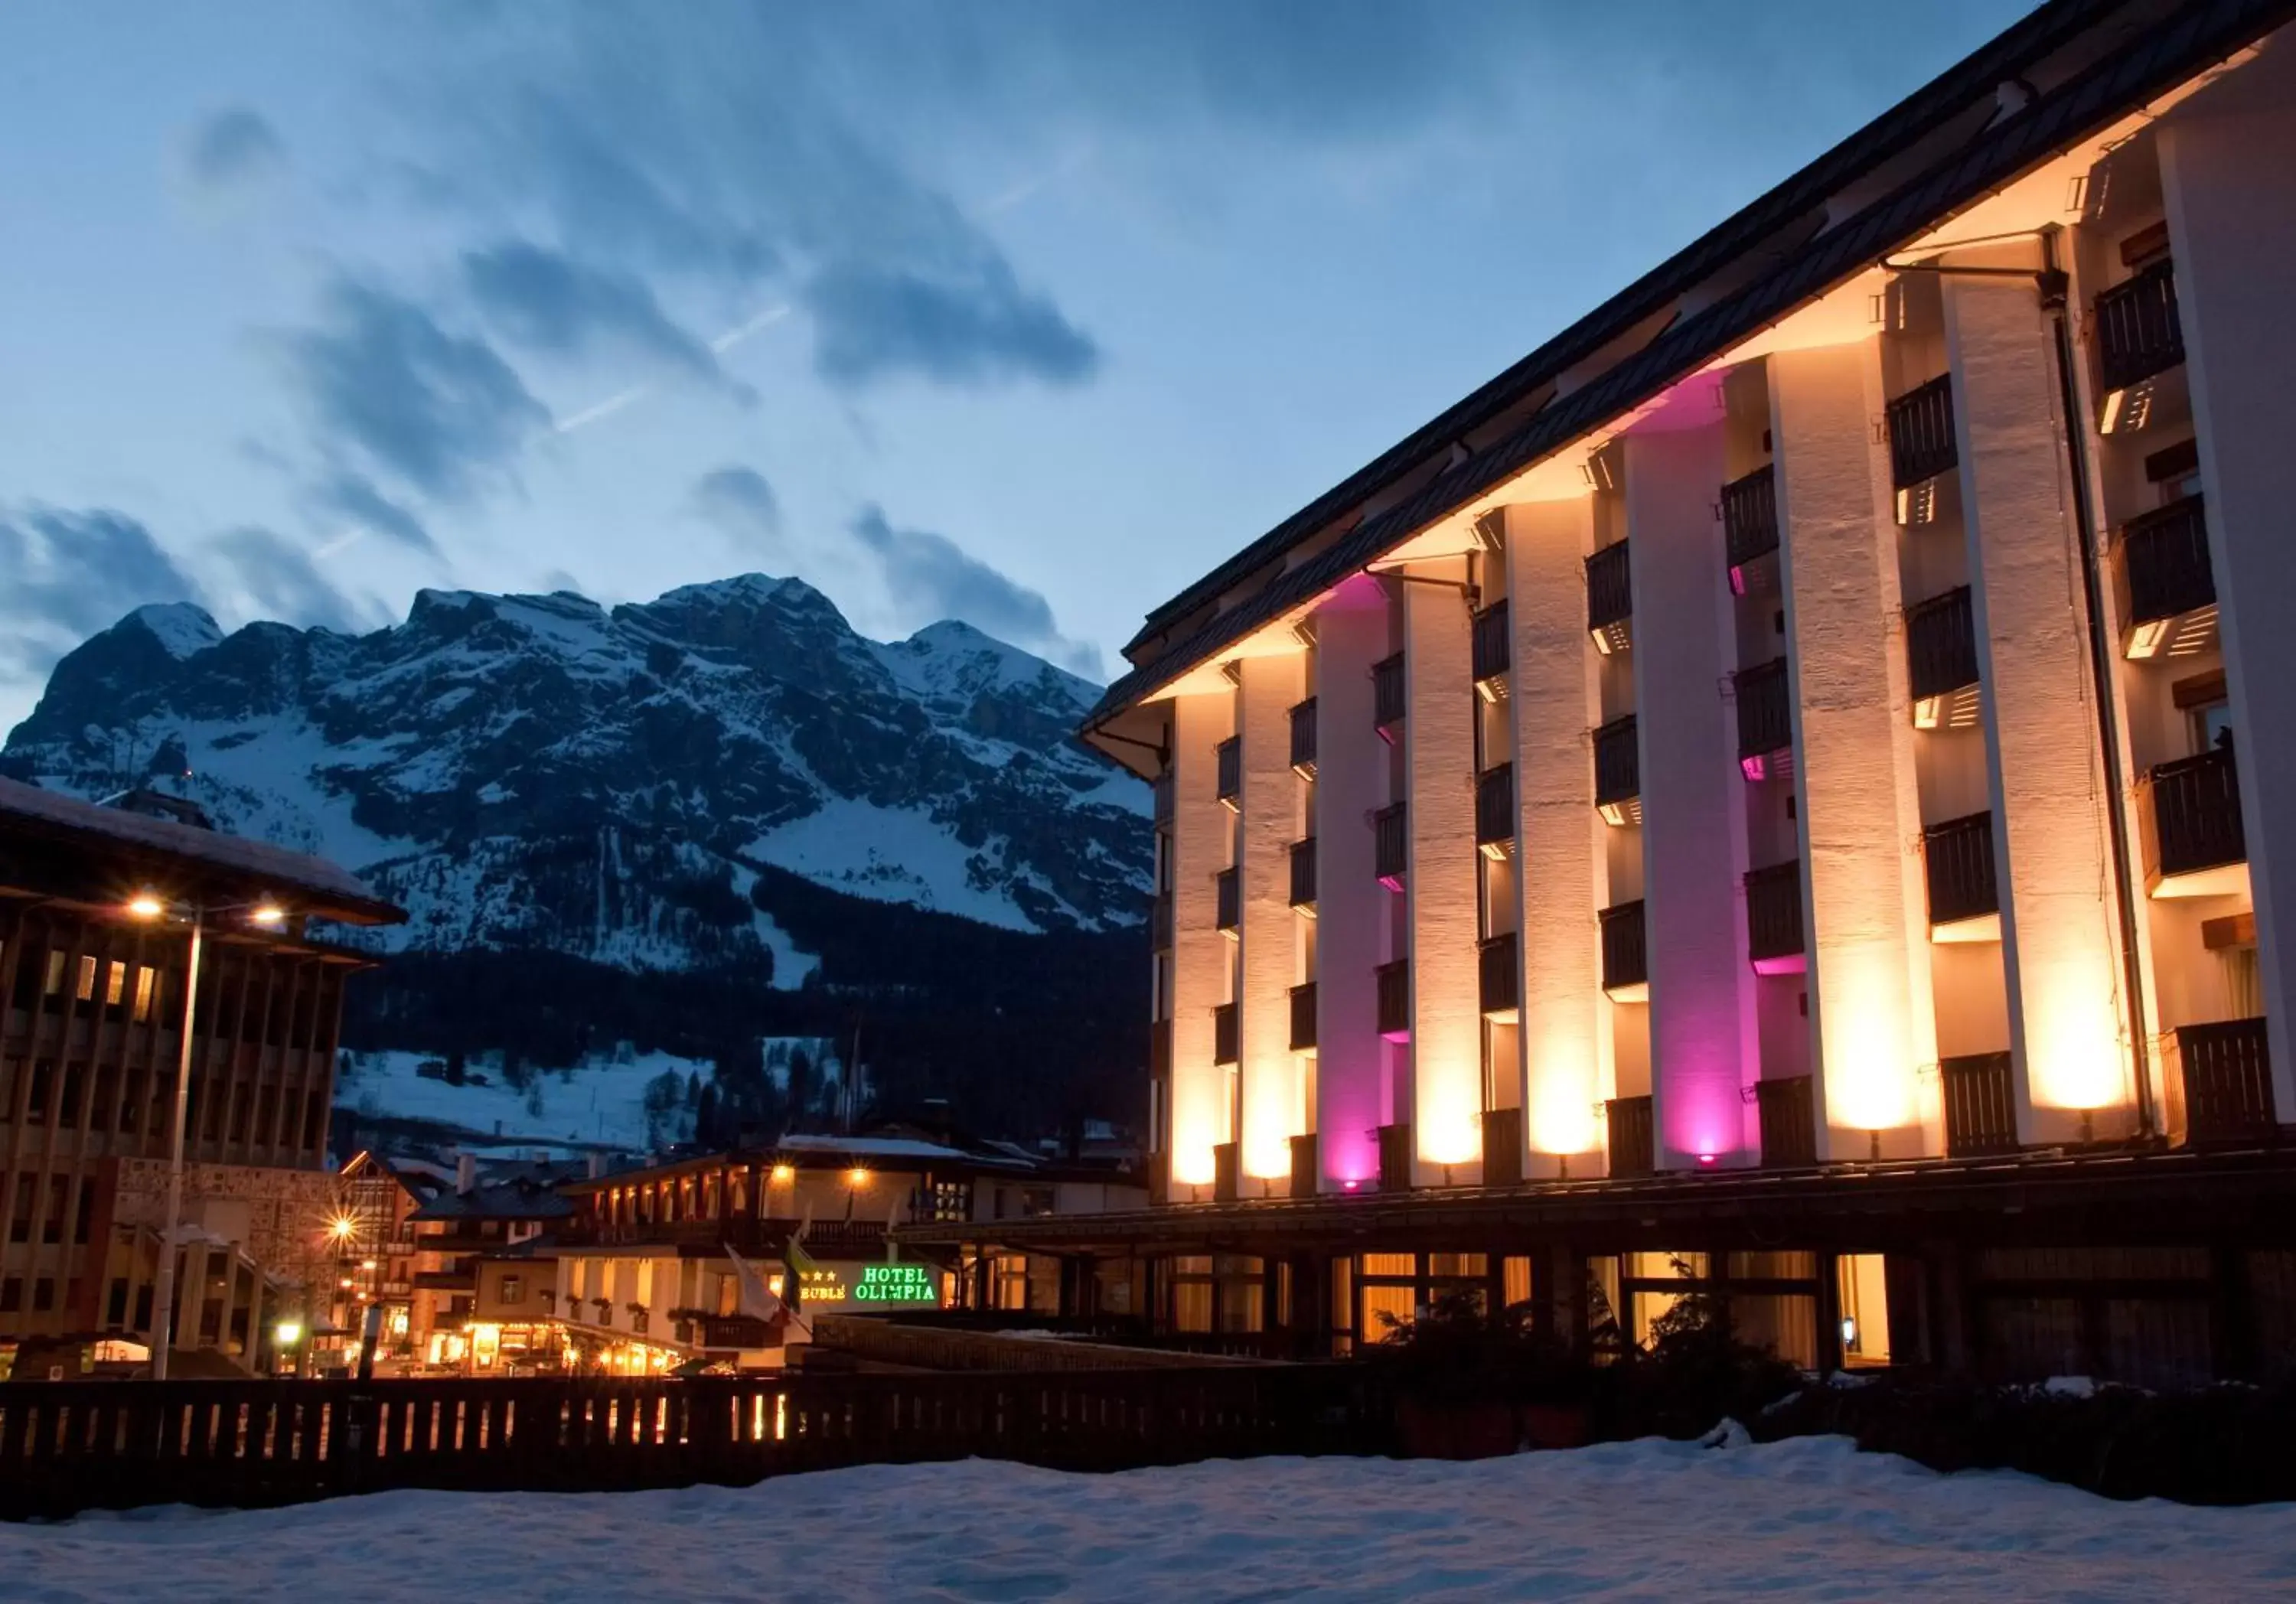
1150 894 1172 951
1906 585 1981 727
1213 1003 1238 1066
1377 1122 1414 1192
1374 803 1408 889
1923 810 2000 936
2164 1018 2276 1145
1482 1105 1523 1188
2144 747 2246 897
1290 1132 1319 1201
1290 697 1319 778
1472 601 1512 696
1479 931 1519 1020
1600 900 1648 999
1744 859 1805 973
1755 1075 1818 1169
1150 1019 1171 1080
1375 959 1411 1040
1372 653 1407 736
2096 257 2183 397
1153 771 1174 826
1213 1142 1239 1204
1593 714 1641 825
1290 983 1318 1054
1887 373 1957 495
1607 1096 1655 1179
1722 463 1779 584
1290 837 1317 912
1476 763 1515 859
1215 867 1240 935
1733 657 1792 776
1940 1051 2018 1157
2118 497 2216 660
689 1314 775 1351
1586 540 1632 654
1215 737 1242 810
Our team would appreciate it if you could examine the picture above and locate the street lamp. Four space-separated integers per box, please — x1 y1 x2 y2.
127 891 291 1381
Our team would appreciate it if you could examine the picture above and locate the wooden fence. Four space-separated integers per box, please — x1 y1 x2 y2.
0 1364 1392 1520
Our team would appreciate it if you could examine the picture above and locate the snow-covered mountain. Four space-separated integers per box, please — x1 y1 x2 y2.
4 577 1150 985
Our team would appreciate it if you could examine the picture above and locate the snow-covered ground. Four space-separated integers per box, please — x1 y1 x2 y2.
7 1438 2294 1601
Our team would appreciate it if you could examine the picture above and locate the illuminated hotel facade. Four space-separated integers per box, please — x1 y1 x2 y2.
908 1 2296 1383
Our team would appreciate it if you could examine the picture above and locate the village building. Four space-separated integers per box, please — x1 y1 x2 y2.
0 779 401 1377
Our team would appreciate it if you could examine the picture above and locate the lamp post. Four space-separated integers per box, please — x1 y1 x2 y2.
128 892 286 1381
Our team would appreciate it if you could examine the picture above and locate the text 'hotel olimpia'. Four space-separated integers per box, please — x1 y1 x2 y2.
905 0 2296 1383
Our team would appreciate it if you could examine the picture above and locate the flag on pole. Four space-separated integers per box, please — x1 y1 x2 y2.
723 1244 784 1324
783 1230 819 1326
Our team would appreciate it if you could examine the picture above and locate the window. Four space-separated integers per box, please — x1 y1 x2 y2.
1837 1254 1892 1369
58 1064 84 1130
106 1278 129 1326
42 1175 67 1244
89 1066 116 1133
26 1060 52 1124
0 1057 15 1118
32 1277 54 1312
0 1277 19 1312
500 1275 524 1306
716 1272 738 1317
132 965 156 1023
103 960 126 1007
119 1071 143 1134
75 954 98 1002
73 1181 94 1245
42 950 65 996
8 1175 30 1241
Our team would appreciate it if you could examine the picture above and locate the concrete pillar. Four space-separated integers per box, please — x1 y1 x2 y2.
1314 579 1391 1190
1167 690 1237 1194
1944 275 2132 1142
1771 342 1942 1159
1238 652 1307 1185
1404 565 1482 1182
1629 422 1760 1167
1505 497 1611 1174
2161 51 2296 1119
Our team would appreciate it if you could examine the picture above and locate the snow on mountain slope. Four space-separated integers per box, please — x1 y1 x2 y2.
4 576 1150 979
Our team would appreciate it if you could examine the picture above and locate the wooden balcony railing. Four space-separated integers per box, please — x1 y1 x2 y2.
1472 601 1512 687
1289 696 1319 777
1744 859 1805 966
1923 810 2000 926
1289 983 1318 1053
1722 463 1779 572
1906 585 1980 703
1607 1096 1655 1179
1755 1074 1818 1169
1593 715 1640 817
1940 1051 2018 1157
2120 496 2214 629
2167 1017 2276 1145
1212 1003 1238 1066
1215 867 1240 934
1215 737 1242 809
1733 657 1792 764
1478 931 1519 1018
1600 900 1647 993
1374 803 1408 888
1887 373 1957 489
1482 1105 1524 1188
1475 763 1515 857
1290 837 1317 911
1586 540 1632 637
1375 959 1411 1039
1372 653 1407 732
1377 1121 1414 1192
1289 1132 1319 1201
2096 258 2183 393
2148 747 2246 880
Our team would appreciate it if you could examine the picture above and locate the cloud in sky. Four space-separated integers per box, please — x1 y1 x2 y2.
804 258 1099 390
691 466 784 554
204 527 374 634
276 278 552 503
178 105 286 192
850 504 1102 679
0 508 205 680
462 240 728 384
309 468 436 556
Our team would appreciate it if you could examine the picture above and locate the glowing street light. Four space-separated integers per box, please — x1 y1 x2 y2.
769 1163 795 1185
846 1166 870 1188
125 890 295 1381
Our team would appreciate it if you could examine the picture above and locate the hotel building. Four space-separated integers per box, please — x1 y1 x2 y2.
905 1 2296 1385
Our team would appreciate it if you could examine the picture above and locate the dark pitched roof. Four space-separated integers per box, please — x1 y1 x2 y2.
0 775 404 924
1091 0 2294 732
408 1175 579 1222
